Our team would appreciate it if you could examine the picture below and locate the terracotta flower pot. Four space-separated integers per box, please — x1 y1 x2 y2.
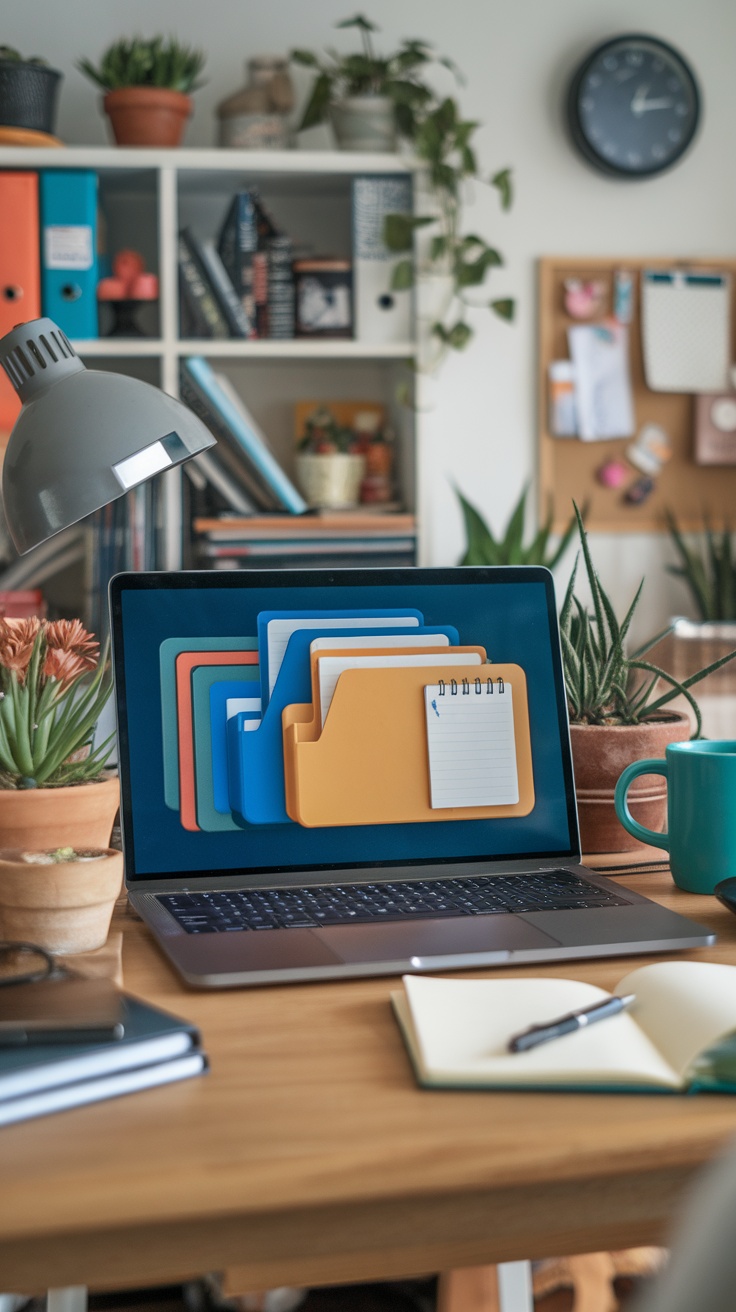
570 713 691 855
0 774 120 851
103 87 192 146
0 848 123 953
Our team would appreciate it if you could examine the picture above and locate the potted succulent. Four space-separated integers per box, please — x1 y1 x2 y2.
295 407 366 509
457 484 578 569
0 845 123 954
291 15 453 152
0 617 119 852
78 36 206 147
561 505 736 854
0 46 62 140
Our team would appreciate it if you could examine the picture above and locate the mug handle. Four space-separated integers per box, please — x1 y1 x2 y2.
613 758 670 851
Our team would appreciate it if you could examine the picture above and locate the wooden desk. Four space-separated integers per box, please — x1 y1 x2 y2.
3 873 736 1297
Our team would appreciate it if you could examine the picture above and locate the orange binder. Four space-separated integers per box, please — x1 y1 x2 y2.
175 649 258 832
0 173 41 434
282 660 534 828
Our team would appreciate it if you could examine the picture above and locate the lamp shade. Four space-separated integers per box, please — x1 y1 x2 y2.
0 318 215 554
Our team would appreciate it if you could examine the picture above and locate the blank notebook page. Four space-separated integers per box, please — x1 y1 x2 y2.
424 682 519 808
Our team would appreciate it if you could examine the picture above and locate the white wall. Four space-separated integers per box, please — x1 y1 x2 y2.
10 0 736 639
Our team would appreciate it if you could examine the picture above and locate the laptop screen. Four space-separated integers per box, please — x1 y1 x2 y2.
110 567 579 883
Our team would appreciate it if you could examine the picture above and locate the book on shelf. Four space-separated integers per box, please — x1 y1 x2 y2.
392 961 736 1095
193 510 414 534
191 450 260 516
266 233 295 340
195 237 250 338
181 356 307 515
0 992 207 1127
179 371 281 513
177 229 230 340
217 190 279 340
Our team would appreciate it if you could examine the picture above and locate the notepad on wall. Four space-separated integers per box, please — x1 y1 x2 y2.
424 679 519 808
641 270 731 392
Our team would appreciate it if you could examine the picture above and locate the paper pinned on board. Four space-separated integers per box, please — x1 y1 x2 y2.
567 321 636 441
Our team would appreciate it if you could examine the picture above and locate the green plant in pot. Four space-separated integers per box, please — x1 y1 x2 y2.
291 14 456 152
295 407 366 510
456 484 578 569
561 504 736 854
0 46 62 139
0 617 118 849
78 36 206 147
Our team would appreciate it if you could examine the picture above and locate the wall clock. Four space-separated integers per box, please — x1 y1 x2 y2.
566 34 700 178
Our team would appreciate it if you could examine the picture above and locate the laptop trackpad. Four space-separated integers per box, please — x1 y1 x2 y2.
314 915 560 965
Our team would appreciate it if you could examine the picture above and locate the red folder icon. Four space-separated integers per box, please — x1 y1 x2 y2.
0 173 41 433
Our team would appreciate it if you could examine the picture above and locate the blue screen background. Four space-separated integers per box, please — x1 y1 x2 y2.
118 577 575 877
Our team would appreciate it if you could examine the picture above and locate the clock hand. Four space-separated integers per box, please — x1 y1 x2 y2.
631 85 675 115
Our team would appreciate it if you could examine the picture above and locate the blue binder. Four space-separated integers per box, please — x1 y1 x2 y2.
39 170 99 339
228 624 460 827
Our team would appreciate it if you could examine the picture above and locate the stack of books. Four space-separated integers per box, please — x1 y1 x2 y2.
0 993 206 1127
193 511 418 570
178 190 295 341
180 356 307 517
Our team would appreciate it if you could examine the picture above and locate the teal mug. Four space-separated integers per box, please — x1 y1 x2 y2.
614 740 736 894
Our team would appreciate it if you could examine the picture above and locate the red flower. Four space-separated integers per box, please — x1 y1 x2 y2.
44 619 99 672
0 618 42 681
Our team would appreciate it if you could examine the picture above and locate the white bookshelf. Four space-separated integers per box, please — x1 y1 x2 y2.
0 146 424 572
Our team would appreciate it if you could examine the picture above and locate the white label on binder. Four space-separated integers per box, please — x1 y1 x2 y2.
424 681 519 809
44 226 94 270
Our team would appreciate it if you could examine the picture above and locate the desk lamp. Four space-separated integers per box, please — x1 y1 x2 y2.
0 317 215 554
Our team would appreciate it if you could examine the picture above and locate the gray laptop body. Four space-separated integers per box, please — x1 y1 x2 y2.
110 566 714 988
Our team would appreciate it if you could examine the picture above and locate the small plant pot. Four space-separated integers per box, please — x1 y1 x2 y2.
0 60 62 134
0 847 123 954
102 87 192 147
570 713 691 855
295 453 366 509
0 775 120 852
330 96 396 152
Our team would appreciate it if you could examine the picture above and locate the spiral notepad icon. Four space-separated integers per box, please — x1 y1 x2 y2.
424 678 520 809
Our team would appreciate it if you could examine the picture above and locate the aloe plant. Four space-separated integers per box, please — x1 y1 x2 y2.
457 484 578 569
665 510 736 622
0 620 114 789
78 37 206 94
560 504 736 736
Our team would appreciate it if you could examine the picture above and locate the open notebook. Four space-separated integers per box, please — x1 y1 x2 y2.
392 961 736 1094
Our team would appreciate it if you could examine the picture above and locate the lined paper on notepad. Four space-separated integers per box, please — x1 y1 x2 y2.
424 680 519 808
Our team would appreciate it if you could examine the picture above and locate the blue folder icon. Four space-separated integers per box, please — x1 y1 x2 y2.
256 608 424 709
228 624 460 827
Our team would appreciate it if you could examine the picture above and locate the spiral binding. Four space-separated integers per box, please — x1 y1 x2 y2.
436 676 505 696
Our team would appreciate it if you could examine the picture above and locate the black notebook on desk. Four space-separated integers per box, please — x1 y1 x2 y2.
0 994 206 1127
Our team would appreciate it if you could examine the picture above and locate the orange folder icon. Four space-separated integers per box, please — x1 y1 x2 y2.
0 173 41 433
282 658 534 828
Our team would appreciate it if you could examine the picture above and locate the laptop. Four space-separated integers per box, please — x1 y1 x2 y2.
109 566 714 988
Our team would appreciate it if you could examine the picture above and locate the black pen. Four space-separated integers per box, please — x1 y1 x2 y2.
507 994 636 1053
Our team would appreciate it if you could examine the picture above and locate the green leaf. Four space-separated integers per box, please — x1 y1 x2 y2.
382 212 433 252
290 49 321 68
336 15 379 32
447 320 472 350
490 298 515 321
391 259 415 291
298 72 333 130
491 168 513 210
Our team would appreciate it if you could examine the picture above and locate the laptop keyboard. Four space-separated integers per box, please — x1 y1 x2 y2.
158 870 627 934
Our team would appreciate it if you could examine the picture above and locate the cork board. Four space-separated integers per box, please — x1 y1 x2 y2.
538 256 736 532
